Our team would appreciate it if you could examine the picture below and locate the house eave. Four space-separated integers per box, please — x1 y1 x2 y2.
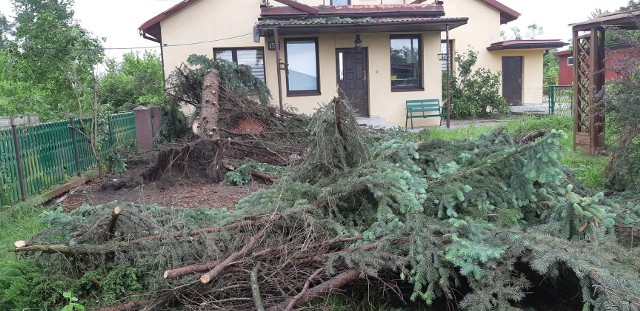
256 17 468 36
487 40 567 51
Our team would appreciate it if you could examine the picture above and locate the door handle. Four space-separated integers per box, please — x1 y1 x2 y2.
363 70 367 82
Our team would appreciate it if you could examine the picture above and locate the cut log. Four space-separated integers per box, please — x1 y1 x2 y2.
269 269 360 311
12 243 120 254
164 236 362 280
200 229 266 284
14 240 29 248
15 205 321 256
199 69 221 139
164 260 220 279
107 206 122 240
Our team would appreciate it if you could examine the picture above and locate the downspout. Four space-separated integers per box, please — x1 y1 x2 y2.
274 28 284 113
445 24 451 129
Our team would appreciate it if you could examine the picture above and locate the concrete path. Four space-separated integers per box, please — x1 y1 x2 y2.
357 104 550 131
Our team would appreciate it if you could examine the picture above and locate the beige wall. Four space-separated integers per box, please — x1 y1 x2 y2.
442 0 547 104
158 0 443 126
492 49 545 104
160 0 263 80
264 32 443 127
443 0 502 72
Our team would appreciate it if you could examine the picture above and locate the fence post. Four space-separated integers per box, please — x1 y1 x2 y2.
11 124 26 201
69 117 81 176
108 115 114 148
549 86 555 115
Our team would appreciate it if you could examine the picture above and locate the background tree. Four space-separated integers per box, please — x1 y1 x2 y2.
526 23 544 39
3 0 103 120
543 51 559 87
99 51 164 112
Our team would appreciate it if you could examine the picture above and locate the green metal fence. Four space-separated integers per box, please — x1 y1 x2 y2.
549 85 574 116
0 112 136 206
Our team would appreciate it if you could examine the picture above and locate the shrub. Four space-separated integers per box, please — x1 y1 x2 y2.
443 49 509 119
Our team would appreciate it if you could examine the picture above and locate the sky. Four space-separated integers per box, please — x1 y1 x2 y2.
497 0 630 43
0 0 633 60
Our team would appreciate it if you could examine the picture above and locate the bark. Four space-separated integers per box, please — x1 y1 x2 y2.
12 243 120 255
200 229 266 284
164 260 220 279
251 262 265 311
107 207 122 240
164 236 362 280
284 267 325 311
105 206 122 262
199 69 221 139
269 269 360 311
15 206 320 255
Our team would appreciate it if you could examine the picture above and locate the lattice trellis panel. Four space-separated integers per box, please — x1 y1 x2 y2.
575 35 591 133
572 28 605 155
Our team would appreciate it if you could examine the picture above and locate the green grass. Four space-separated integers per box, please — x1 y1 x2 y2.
420 115 609 190
0 196 46 264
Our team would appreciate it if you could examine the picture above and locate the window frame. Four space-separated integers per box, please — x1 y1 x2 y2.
284 37 321 96
390 34 424 92
213 47 266 80
330 0 350 6
567 56 574 66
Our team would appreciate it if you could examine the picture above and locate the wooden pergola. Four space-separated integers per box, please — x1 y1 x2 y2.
571 10 640 154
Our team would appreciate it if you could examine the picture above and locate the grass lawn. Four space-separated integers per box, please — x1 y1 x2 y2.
0 197 46 264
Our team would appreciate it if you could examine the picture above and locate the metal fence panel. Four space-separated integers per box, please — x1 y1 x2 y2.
0 128 20 205
549 85 574 116
0 112 136 206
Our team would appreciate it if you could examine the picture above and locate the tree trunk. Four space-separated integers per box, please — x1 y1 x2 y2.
199 69 221 139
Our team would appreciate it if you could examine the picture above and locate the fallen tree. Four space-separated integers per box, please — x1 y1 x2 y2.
10 96 640 310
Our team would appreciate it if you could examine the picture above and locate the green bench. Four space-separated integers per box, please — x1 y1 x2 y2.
405 99 446 129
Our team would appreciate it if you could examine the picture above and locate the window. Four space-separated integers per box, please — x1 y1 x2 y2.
567 56 574 66
390 35 422 90
331 0 350 5
214 48 265 81
285 38 320 95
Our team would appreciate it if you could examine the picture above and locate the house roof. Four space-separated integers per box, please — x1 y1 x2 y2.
479 0 520 24
571 9 640 31
139 0 199 42
260 3 445 19
487 40 567 51
554 50 572 57
257 16 468 36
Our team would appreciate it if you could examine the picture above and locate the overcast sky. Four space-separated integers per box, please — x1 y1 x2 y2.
0 0 633 60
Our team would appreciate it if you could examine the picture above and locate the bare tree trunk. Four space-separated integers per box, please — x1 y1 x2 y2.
199 69 221 140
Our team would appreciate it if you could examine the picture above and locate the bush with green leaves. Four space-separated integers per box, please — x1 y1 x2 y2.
443 49 509 119
99 51 164 112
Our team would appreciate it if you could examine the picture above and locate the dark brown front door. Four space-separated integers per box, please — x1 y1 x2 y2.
336 48 369 116
502 56 523 106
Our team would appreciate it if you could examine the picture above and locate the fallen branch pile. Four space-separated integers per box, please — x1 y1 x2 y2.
11 96 640 310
